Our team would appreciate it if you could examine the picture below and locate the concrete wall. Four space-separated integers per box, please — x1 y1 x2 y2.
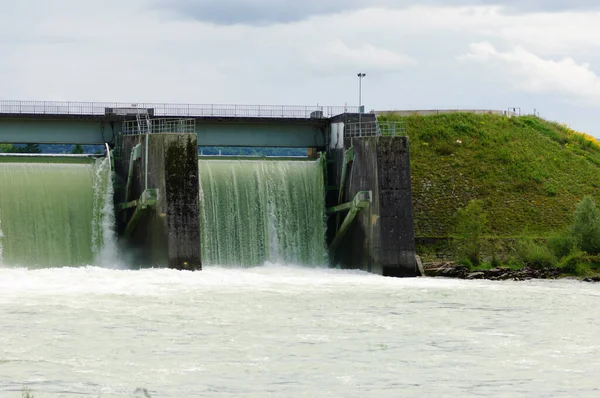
376 137 417 277
115 133 201 270
327 135 418 277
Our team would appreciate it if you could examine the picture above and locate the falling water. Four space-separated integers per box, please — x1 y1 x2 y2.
0 218 3 265
0 157 115 267
91 156 118 266
198 159 327 266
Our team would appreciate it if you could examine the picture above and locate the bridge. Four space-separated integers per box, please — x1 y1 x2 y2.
0 99 418 277
0 100 359 147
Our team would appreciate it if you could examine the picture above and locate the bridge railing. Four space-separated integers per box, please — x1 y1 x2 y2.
345 121 406 137
0 100 358 119
122 118 196 135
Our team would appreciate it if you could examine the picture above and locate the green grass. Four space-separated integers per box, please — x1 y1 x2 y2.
382 112 600 277
380 113 600 238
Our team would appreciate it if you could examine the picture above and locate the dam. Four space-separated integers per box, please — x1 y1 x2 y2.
0 100 418 277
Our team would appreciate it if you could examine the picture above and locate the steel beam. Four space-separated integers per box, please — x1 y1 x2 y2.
0 118 116 144
120 189 159 238
0 116 327 148
195 122 326 148
327 190 372 253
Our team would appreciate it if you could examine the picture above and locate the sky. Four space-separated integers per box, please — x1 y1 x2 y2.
1 0 599 135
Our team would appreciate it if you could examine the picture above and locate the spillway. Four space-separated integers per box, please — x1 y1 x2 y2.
0 156 114 267
198 158 326 266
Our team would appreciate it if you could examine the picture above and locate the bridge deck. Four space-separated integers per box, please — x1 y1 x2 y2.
0 100 357 119
0 100 352 147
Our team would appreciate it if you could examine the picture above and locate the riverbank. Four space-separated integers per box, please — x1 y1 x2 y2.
424 261 600 282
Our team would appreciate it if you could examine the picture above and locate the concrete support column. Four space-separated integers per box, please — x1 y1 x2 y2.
327 135 418 277
116 133 201 270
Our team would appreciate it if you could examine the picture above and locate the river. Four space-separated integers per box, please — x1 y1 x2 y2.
0 265 598 397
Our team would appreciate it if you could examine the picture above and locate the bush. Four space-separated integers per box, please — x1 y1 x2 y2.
434 143 454 156
547 231 574 258
517 238 557 269
558 251 600 275
571 196 600 254
457 257 473 269
558 250 587 274
453 199 487 265
491 255 501 268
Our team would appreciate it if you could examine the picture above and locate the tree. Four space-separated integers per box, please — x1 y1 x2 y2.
11 144 41 153
0 144 13 153
453 199 488 265
571 196 600 254
71 144 85 154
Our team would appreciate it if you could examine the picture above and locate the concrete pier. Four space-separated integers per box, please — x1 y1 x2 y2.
327 134 418 277
115 133 201 270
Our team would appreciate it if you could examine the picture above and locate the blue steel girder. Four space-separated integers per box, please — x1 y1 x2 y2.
195 119 326 148
0 116 118 145
0 115 328 148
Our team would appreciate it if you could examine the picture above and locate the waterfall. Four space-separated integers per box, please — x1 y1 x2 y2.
0 218 3 266
92 156 119 267
198 159 326 266
0 157 115 267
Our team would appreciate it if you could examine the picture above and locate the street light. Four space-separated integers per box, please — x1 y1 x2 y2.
357 73 366 112
358 73 366 136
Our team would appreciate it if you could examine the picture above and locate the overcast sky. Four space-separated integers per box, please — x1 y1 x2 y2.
1 0 599 135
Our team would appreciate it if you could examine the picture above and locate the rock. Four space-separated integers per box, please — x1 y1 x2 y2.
487 268 507 277
466 272 485 280
583 276 600 283
454 266 470 278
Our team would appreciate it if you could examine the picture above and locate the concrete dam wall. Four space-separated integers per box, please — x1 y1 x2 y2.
112 116 418 277
0 109 418 277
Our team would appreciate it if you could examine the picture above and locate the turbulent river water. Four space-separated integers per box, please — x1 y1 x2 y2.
0 265 598 398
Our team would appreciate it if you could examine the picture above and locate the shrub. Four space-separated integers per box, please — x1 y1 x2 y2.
547 231 574 258
435 143 454 156
517 238 557 269
453 199 487 265
457 257 473 269
545 184 558 197
491 255 501 268
558 250 588 274
571 196 600 254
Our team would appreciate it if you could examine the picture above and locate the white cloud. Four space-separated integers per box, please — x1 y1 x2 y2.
1 2 600 134
307 40 417 74
463 42 600 106
153 0 600 25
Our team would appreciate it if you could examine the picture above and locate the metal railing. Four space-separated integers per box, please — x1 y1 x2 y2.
0 100 359 119
345 121 405 137
376 109 520 117
122 118 196 135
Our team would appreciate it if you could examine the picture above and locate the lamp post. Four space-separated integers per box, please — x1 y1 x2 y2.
357 73 366 136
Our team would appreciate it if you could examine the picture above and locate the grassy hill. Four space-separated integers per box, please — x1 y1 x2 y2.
378 113 600 239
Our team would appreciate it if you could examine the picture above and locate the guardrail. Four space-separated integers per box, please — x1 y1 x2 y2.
376 109 519 117
345 121 406 137
0 100 359 119
122 118 196 135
